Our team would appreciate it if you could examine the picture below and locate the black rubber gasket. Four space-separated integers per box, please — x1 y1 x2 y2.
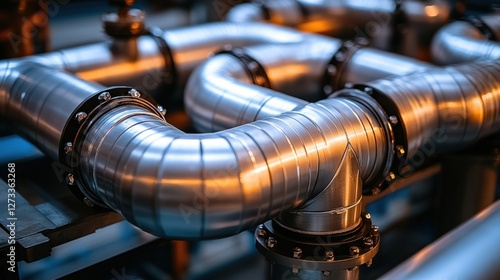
218 47 271 88
145 26 178 93
59 86 165 207
463 16 497 41
322 40 366 95
352 84 408 195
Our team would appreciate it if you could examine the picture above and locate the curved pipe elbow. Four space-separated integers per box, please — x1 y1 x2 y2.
78 92 387 239
184 54 308 132
431 20 500 65
225 3 268 23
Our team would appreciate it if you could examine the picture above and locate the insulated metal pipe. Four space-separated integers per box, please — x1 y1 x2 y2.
364 60 500 163
1 60 500 241
431 14 500 65
226 0 450 57
184 38 341 132
10 23 322 93
0 62 104 160
381 200 500 280
62 59 500 239
185 42 431 133
78 88 388 239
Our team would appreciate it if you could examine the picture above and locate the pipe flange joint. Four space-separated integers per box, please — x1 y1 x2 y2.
145 26 177 95
59 86 166 207
463 16 497 41
255 213 379 273
337 84 408 195
322 40 367 95
218 47 271 88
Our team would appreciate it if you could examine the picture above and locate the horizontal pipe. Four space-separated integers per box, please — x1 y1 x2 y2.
184 38 341 132
77 89 387 239
365 59 500 160
72 59 500 239
1 58 500 241
226 0 450 57
9 22 324 95
381 200 500 280
185 42 432 134
431 15 500 65
0 62 104 160
339 48 434 84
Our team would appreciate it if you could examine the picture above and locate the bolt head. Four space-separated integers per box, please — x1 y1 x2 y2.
293 247 302 259
255 76 266 86
396 145 405 157
128 88 141 98
344 83 353 89
364 87 373 94
386 172 396 182
157 105 167 116
325 250 334 261
83 197 94 208
98 91 111 102
75 112 87 124
350 246 360 256
363 237 374 249
66 173 75 186
257 228 266 237
292 268 299 274
323 271 331 276
365 213 371 219
335 52 345 62
372 225 379 233
389 115 398 125
64 142 73 155
248 61 258 71
343 40 354 48
327 65 337 76
267 237 277 248
324 85 333 94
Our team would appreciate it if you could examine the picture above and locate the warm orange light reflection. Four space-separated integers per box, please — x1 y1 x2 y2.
425 5 440 17
299 20 339 34
77 57 163 82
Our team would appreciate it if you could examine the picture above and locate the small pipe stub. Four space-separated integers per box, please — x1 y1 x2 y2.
102 0 145 38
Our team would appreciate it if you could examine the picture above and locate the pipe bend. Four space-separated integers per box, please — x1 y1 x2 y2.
184 38 341 133
432 20 500 65
184 54 308 133
78 89 387 239
225 3 268 23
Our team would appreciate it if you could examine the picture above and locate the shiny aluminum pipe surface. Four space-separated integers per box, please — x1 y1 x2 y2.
227 0 450 57
365 59 500 161
339 48 434 84
0 62 104 160
162 22 323 86
185 43 431 134
381 200 500 280
1 59 500 240
227 0 396 34
79 60 500 239
185 38 341 132
10 23 322 93
432 15 500 65
78 91 388 239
